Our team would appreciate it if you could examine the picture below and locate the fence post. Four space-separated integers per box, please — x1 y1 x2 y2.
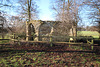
11 33 15 44
50 27 53 47
91 40 94 50
50 35 53 47
12 33 15 43
18 37 20 45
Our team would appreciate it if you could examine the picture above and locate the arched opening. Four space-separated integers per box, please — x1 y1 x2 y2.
38 22 51 41
28 23 35 40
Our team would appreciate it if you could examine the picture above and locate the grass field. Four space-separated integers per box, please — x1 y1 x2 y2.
0 31 100 66
0 34 10 44
77 31 99 38
0 34 10 39
0 31 99 39
0 31 99 44
0 45 100 67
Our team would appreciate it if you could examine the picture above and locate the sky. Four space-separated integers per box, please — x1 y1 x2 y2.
0 0 97 26
36 0 93 26
36 0 54 21
0 0 54 20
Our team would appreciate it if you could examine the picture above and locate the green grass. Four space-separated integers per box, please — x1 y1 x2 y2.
0 51 100 67
0 34 11 44
77 31 99 38
0 40 9 44
0 34 10 39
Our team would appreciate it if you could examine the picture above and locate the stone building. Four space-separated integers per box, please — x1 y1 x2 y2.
28 20 76 41
0 16 6 39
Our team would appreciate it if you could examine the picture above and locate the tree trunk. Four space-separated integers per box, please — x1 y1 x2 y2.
26 21 29 41
26 0 32 41
99 9 100 39
62 0 65 22
75 23 77 37
99 22 100 39
0 24 4 39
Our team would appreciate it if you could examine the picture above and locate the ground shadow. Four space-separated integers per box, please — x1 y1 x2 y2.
0 49 95 53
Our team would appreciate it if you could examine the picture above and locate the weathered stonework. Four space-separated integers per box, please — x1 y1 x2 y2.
29 20 76 41
0 16 5 39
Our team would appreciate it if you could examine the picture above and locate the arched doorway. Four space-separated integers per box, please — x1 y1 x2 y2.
28 23 35 40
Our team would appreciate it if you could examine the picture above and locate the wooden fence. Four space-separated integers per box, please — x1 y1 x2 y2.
8 34 95 50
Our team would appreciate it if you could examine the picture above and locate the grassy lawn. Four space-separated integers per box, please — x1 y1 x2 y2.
0 51 100 67
0 40 9 44
77 31 99 39
0 34 10 39
0 43 99 67
0 31 99 66
0 34 11 44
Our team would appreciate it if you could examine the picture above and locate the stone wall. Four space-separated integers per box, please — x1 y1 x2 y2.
30 20 76 41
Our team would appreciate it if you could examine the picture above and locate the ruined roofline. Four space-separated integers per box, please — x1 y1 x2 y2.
30 20 61 23
95 21 100 23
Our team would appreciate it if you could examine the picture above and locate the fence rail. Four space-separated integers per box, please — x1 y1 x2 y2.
10 34 94 43
0 34 97 50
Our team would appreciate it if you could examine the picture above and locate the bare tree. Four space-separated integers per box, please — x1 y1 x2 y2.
17 0 39 20
83 0 100 38
10 16 26 34
17 0 38 41
0 0 11 7
0 0 12 13
52 0 81 36
9 0 39 41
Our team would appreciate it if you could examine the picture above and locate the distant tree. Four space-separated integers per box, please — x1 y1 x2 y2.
0 0 11 6
10 16 26 34
0 0 13 32
52 0 82 36
15 0 39 41
83 0 100 38
16 0 39 20
0 0 12 35
0 0 12 13
77 26 86 31
86 26 98 31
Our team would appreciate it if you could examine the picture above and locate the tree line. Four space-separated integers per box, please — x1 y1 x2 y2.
0 0 100 38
